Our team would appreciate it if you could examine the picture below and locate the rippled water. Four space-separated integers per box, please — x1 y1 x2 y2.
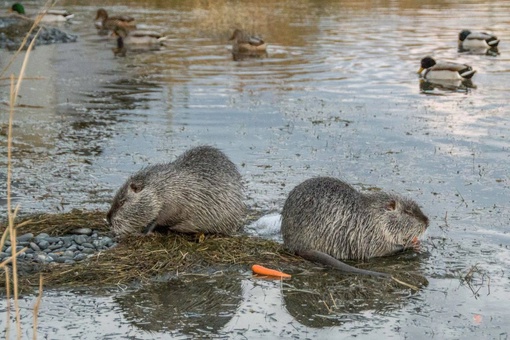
1 0 509 338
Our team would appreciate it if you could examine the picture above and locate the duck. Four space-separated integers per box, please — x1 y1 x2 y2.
417 56 476 80
113 25 168 47
11 3 74 23
94 8 136 31
458 30 499 49
229 29 267 53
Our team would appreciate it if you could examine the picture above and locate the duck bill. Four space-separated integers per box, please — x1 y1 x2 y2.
417 67 424 74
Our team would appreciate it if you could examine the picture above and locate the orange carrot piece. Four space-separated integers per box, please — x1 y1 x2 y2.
252 264 291 278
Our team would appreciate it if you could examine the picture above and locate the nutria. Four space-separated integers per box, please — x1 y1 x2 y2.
281 177 429 277
107 146 246 237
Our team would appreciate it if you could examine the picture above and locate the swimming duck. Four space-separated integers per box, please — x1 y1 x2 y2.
229 29 267 53
11 3 74 23
417 57 476 80
458 30 499 49
94 8 136 31
113 26 168 46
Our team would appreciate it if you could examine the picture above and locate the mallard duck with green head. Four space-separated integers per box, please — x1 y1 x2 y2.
229 29 267 53
459 30 499 49
417 56 476 80
94 8 136 31
11 3 74 22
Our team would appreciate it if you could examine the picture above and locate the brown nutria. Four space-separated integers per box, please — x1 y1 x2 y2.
281 177 429 278
107 145 246 237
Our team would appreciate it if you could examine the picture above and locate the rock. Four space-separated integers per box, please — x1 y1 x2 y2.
35 233 50 240
38 240 49 250
73 253 87 261
82 248 95 255
35 252 53 264
48 244 62 251
73 235 88 245
72 228 93 236
30 242 41 251
63 250 75 258
61 236 73 248
45 237 61 244
67 245 78 252
17 233 34 242
81 243 95 249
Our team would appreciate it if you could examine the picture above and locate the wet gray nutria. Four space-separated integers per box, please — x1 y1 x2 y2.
107 145 246 237
281 177 429 278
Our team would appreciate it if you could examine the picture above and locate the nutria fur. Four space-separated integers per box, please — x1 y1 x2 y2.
107 146 246 237
281 177 429 277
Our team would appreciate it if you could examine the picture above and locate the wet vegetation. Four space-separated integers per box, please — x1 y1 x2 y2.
1 210 428 294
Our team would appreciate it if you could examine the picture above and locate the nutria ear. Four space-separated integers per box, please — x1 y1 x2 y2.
386 200 397 211
130 181 144 193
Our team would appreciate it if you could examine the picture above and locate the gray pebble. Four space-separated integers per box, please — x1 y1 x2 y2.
63 250 75 257
4 240 10 246
35 253 53 263
64 259 75 265
45 237 60 244
81 243 95 249
17 233 34 242
38 240 49 250
73 235 87 245
5 246 24 254
35 233 50 240
61 237 73 248
54 256 74 263
82 248 95 254
48 253 61 260
72 228 93 236
97 237 114 248
67 245 78 252
48 244 62 251
30 242 41 251
73 253 87 261
24 248 34 254
18 241 30 247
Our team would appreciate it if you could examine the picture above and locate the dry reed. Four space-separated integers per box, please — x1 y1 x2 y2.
1 1 54 338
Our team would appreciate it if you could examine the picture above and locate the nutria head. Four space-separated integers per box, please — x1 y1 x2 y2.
107 169 163 237
363 191 429 258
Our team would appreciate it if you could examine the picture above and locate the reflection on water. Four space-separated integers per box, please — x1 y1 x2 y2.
1 0 510 338
419 78 476 94
115 275 242 335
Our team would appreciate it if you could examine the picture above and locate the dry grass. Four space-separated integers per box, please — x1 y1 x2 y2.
0 210 429 295
1 1 57 338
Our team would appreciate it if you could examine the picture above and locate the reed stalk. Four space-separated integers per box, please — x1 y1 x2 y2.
2 1 47 337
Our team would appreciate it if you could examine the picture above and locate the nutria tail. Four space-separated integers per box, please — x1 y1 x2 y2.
298 250 391 278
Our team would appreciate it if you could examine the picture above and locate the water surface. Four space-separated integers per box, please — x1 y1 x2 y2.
1 0 509 338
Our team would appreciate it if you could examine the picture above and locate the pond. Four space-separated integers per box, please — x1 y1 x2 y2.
0 0 509 338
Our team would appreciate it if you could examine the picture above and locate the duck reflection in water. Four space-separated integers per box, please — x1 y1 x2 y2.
112 25 168 57
229 29 268 61
419 78 476 94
